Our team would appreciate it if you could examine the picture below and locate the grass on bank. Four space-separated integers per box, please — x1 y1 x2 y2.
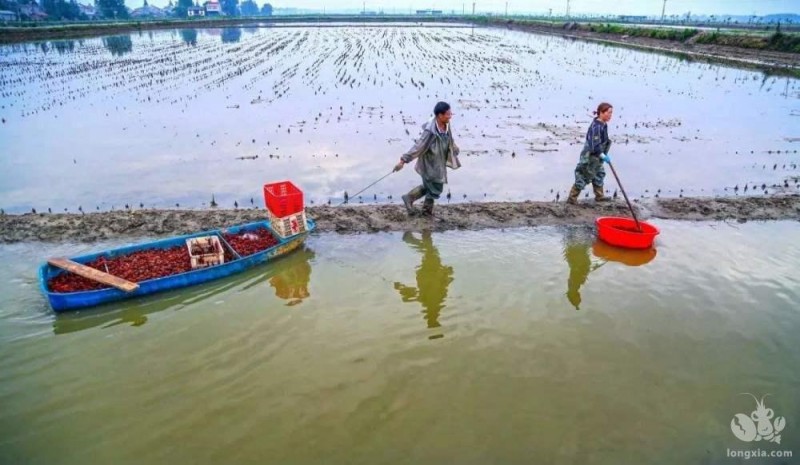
692 30 800 53
497 18 800 54
585 22 699 41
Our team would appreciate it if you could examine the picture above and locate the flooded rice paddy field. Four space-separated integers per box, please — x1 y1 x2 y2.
1 221 799 464
1 25 799 213
1 24 799 463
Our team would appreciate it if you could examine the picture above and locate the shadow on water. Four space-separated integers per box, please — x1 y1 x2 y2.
52 245 315 335
268 249 314 306
563 228 595 310
592 240 657 267
563 227 656 310
50 40 76 54
180 28 198 46
394 231 454 340
221 28 242 44
102 35 133 57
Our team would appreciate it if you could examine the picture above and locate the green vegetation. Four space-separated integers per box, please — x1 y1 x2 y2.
95 0 128 19
585 23 699 41
693 30 800 53
765 31 800 53
174 0 193 18
220 0 238 17
239 0 258 16
40 0 85 21
496 17 799 54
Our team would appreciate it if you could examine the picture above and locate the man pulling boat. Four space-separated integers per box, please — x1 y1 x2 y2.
393 101 461 217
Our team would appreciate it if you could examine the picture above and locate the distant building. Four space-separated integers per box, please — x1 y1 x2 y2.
187 5 204 16
415 9 442 15
78 3 97 19
131 0 167 18
131 6 166 17
19 2 48 20
204 1 221 15
0 9 18 21
617 15 648 22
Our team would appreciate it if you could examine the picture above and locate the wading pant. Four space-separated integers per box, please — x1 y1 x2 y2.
418 178 444 201
573 151 605 190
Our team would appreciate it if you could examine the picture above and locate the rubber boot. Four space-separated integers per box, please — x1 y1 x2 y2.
567 185 581 205
401 186 424 215
593 185 610 202
422 198 434 217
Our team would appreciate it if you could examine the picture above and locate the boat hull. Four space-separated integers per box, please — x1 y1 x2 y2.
39 219 315 312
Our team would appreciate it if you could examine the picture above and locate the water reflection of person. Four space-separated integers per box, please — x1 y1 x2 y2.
394 231 453 338
269 249 315 306
563 230 594 310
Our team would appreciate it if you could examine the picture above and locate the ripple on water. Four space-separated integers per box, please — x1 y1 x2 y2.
0 222 799 464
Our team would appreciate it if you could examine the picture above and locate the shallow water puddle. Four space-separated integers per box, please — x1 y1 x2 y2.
0 221 798 464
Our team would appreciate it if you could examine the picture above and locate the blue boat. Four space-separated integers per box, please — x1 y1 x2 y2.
38 219 316 312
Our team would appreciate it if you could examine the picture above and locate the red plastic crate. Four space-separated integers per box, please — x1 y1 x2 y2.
264 181 304 217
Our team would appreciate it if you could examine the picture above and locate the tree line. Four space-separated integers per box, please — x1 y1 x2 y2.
0 0 272 21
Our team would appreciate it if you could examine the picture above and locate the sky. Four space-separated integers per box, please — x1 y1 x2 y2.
143 0 799 16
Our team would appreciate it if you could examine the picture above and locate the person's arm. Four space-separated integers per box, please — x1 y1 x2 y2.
450 127 460 156
401 129 432 164
394 282 419 302
395 129 431 171
601 124 611 155
587 121 605 156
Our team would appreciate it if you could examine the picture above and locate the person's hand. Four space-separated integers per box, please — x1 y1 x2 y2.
394 160 405 172
601 154 611 164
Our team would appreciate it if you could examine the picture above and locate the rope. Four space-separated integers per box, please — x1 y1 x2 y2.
337 170 395 206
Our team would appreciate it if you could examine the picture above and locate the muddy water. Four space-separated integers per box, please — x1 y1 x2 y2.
1 26 798 213
1 221 799 464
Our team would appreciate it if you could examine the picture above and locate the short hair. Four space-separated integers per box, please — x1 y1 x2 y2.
433 101 451 116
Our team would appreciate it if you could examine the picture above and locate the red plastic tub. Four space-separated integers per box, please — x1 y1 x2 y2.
596 217 659 249
264 181 304 217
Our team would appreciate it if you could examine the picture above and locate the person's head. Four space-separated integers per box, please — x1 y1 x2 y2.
594 102 613 122
434 101 452 124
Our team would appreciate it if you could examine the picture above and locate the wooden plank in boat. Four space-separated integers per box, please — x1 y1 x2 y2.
47 258 140 293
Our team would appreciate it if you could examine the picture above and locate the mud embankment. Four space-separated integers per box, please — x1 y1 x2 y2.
1 196 798 243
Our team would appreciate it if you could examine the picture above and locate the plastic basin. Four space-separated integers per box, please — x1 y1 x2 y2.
596 217 659 249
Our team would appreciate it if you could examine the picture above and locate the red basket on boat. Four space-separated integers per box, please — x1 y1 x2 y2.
596 217 659 249
264 181 304 217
